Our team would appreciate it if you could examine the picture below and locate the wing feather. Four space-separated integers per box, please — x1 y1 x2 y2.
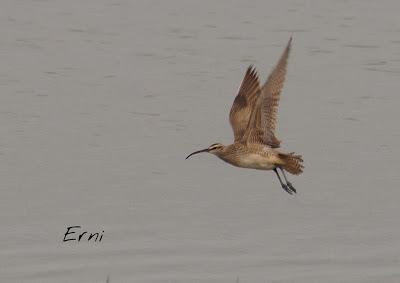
229 66 261 141
242 38 292 147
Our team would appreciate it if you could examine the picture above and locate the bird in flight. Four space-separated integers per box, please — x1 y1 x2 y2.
186 38 303 194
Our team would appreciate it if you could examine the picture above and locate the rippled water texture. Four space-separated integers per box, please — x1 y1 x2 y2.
1 0 400 282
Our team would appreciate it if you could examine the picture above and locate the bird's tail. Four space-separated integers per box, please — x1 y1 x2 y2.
279 152 304 175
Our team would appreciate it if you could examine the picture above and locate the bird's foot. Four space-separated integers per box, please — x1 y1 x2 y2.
286 182 297 194
281 184 295 195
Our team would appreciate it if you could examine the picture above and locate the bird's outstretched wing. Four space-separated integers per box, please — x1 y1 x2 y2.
229 66 261 141
242 37 292 148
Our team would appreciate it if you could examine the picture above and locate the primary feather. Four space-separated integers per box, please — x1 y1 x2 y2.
242 37 292 148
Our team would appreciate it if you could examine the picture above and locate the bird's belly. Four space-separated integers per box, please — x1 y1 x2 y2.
233 153 276 170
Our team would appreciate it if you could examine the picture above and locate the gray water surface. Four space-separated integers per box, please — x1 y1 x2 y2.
1 0 400 282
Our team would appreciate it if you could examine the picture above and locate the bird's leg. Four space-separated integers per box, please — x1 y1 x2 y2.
279 167 296 194
273 168 293 195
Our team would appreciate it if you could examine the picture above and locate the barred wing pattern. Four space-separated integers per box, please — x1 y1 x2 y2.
229 66 261 141
243 37 292 148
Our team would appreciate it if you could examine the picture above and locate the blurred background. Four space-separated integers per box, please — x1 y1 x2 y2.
1 0 400 282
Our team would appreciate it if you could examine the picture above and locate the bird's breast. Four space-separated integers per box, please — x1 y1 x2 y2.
221 152 278 170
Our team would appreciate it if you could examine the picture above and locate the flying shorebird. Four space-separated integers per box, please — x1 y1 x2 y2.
186 38 303 194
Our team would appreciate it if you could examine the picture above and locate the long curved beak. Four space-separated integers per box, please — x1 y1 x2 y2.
185 148 209 159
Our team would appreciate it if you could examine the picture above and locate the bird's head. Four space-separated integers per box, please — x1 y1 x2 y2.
186 143 225 159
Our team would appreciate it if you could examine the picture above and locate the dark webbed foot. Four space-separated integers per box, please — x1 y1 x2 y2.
281 183 295 195
278 167 297 194
274 168 296 195
286 182 296 194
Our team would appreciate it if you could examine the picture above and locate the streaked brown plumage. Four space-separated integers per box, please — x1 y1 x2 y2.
186 38 304 194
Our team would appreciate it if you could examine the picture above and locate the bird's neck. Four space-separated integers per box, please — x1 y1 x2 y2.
214 144 235 162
